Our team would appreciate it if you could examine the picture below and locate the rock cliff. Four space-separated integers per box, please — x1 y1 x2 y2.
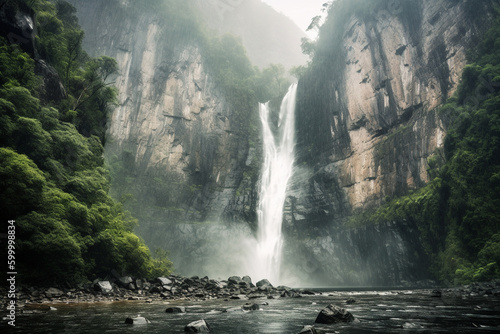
295 0 498 217
68 0 259 229
281 0 499 285
67 0 499 285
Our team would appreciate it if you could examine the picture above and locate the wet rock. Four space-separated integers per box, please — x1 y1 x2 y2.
125 316 150 325
315 304 354 324
345 298 356 304
166 306 186 313
301 290 316 295
94 281 113 294
184 319 210 332
256 279 273 289
241 303 260 311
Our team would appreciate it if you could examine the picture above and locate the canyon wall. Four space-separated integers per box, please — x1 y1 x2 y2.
68 0 499 285
282 0 499 285
68 0 259 231
294 0 498 218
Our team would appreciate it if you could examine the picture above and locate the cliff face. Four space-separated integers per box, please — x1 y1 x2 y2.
295 0 498 216
280 0 499 285
68 0 257 229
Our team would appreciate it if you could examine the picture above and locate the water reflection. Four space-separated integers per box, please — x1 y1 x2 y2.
3 290 500 334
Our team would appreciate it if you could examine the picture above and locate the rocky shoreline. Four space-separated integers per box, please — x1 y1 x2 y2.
0 274 312 310
2 276 500 333
2 275 500 311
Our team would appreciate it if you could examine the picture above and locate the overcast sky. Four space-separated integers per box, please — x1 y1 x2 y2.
261 0 327 38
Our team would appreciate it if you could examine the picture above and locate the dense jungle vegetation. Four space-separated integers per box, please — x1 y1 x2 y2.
0 0 173 285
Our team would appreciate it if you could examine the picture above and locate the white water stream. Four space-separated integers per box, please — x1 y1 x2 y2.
253 83 297 284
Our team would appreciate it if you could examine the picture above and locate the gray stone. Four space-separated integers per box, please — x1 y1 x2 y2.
228 276 242 284
241 303 260 311
242 275 252 284
256 279 273 289
156 277 173 286
315 304 354 324
166 306 186 313
184 319 210 332
118 276 133 286
94 281 113 294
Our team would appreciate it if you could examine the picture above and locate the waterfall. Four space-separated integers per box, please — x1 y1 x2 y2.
255 83 297 284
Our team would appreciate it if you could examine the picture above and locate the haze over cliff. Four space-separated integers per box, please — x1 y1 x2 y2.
66 0 500 286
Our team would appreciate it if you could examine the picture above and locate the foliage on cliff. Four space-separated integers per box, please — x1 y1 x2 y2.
0 0 172 285
355 11 500 285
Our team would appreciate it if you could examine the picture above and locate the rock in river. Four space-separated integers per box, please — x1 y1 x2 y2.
166 306 186 313
315 304 354 324
125 316 150 325
241 303 260 311
185 319 210 332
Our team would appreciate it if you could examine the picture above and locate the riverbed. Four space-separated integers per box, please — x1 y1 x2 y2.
3 289 500 333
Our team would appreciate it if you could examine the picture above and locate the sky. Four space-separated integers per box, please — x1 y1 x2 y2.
260 0 327 38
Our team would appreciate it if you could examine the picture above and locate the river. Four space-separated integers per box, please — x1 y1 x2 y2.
4 289 500 333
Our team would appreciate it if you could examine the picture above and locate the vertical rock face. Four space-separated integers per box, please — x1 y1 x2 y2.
283 0 499 285
295 0 497 215
68 0 257 227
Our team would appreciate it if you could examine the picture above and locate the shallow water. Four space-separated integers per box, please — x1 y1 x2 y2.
3 289 500 333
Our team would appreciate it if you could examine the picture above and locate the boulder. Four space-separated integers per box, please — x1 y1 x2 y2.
166 306 186 313
125 316 150 325
94 281 113 294
156 277 173 286
315 304 354 324
118 276 133 287
241 303 260 311
242 275 253 284
345 298 356 304
256 279 273 289
149 286 163 293
228 276 242 284
184 319 210 332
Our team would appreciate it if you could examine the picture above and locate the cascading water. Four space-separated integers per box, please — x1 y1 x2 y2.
254 83 297 284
